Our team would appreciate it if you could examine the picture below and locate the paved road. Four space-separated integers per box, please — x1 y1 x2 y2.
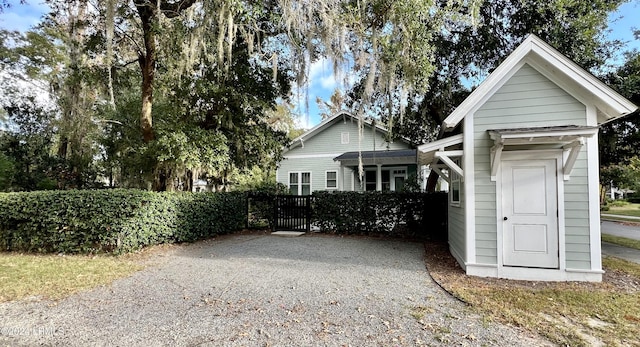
601 213 640 221
0 234 549 346
601 221 640 264
601 242 640 264
601 220 640 241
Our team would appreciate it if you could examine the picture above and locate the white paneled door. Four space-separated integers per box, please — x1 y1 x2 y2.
502 158 559 268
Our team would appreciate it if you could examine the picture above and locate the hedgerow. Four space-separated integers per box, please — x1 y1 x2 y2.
0 189 246 254
312 191 447 238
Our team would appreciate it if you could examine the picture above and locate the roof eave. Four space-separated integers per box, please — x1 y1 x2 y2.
441 34 638 131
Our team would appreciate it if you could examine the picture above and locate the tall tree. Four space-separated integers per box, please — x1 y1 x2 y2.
132 0 197 143
381 0 628 191
599 50 640 197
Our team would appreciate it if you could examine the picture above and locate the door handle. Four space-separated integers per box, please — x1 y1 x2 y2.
503 217 508 221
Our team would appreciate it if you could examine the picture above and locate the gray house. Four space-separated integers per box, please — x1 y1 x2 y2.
277 113 417 194
418 35 637 282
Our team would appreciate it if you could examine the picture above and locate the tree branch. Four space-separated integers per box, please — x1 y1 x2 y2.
119 58 140 68
160 0 197 18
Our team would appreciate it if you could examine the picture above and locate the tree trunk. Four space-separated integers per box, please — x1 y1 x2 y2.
426 170 439 193
185 170 194 192
135 0 157 143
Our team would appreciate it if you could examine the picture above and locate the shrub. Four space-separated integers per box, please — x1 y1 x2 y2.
627 197 640 204
609 200 629 207
311 191 447 239
0 189 246 254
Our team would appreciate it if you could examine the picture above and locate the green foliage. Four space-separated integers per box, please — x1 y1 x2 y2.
390 0 626 143
0 189 246 254
609 200 628 207
311 191 447 238
0 152 15 190
246 182 289 229
627 197 640 204
600 52 640 168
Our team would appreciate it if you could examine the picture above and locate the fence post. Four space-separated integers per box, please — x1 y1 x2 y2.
306 195 311 232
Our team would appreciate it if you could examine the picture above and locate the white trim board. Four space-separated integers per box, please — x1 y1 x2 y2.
466 264 602 282
586 104 603 272
464 113 475 266
284 153 344 159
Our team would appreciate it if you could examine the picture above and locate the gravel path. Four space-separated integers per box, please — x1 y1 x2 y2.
0 234 550 346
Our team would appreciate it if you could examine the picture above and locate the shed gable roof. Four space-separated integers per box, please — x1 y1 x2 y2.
442 35 638 130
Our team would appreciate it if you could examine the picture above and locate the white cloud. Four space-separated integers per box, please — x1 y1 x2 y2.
0 1 50 32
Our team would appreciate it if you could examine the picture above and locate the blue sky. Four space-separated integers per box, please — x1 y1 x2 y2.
1 0 638 129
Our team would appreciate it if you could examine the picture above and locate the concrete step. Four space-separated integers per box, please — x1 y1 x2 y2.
271 231 306 237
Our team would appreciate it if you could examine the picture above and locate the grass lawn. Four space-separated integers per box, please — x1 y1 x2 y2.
602 234 640 250
0 252 147 302
426 243 640 347
602 202 640 218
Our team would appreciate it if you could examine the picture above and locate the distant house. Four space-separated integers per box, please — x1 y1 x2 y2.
276 112 418 194
418 35 638 282
192 179 210 192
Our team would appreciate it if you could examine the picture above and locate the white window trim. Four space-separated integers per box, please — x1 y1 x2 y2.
341 132 350 144
325 170 338 190
288 171 312 195
450 159 461 207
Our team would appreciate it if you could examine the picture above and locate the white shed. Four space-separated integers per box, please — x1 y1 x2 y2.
419 35 638 282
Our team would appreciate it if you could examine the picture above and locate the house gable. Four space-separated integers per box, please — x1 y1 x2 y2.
278 112 413 193
284 113 410 157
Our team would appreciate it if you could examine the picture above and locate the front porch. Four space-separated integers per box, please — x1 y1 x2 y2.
333 149 417 192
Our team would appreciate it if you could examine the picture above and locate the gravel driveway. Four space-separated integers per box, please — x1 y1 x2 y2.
0 234 549 346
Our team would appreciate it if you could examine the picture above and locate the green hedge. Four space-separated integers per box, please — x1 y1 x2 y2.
0 189 246 254
312 191 447 238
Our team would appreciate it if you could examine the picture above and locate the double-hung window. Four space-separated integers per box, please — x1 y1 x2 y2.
326 171 337 189
289 172 311 195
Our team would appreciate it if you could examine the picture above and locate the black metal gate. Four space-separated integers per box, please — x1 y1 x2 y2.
274 195 311 232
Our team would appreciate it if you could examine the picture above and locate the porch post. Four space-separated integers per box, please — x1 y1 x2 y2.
338 164 345 191
376 164 382 191
351 169 355 191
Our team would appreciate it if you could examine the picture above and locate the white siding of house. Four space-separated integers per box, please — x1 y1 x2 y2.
277 118 410 192
472 63 591 269
287 118 407 156
277 157 356 193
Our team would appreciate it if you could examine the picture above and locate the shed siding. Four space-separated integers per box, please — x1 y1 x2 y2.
563 150 590 269
448 184 466 263
472 63 590 268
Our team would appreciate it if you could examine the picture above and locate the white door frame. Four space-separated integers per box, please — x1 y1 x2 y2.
495 150 566 278
390 168 408 191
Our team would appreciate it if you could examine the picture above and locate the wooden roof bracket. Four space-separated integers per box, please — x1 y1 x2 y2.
490 142 504 182
562 137 585 180
434 150 464 181
430 163 451 184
